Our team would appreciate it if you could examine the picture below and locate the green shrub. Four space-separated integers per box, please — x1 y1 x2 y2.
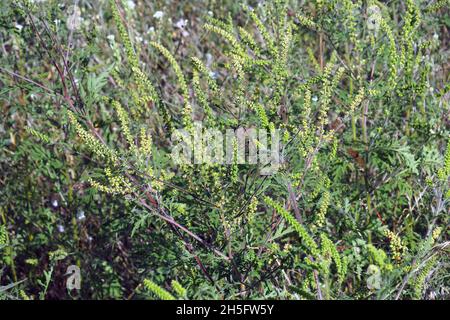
0 0 448 300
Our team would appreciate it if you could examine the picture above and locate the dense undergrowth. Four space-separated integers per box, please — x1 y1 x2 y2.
0 0 449 300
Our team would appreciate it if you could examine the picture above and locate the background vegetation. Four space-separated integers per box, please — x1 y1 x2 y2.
0 0 449 300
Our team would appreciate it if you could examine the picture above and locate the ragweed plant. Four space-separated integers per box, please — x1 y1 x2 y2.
142 279 176 300
0 0 448 300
